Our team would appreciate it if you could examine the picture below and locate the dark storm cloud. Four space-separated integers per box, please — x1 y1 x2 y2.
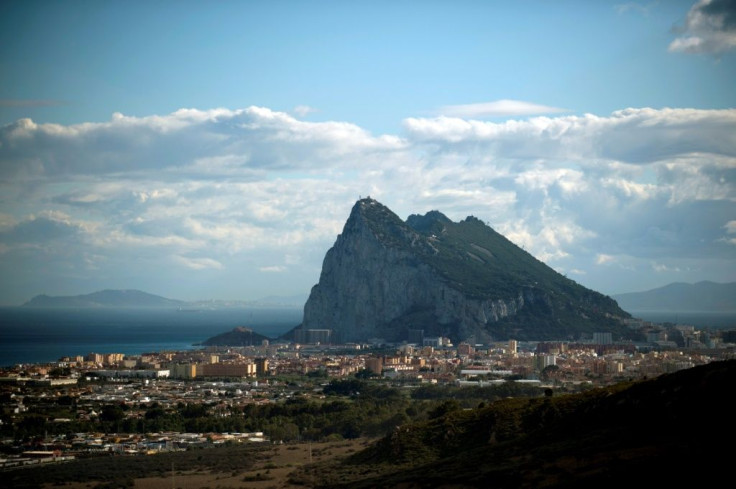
670 0 736 54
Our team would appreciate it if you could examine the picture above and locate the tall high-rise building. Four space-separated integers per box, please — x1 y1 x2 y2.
407 329 424 345
255 358 269 376
536 354 557 370
200 363 256 377
593 332 613 345
171 363 197 379
365 357 383 375
294 328 333 344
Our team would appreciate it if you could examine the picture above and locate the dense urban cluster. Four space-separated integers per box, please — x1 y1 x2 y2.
1 319 734 471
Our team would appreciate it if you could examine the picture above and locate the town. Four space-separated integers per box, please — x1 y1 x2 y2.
1 319 734 471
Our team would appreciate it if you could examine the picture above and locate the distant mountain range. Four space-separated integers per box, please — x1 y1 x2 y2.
612 281 736 313
22 279 734 319
22 290 305 308
22 289 186 308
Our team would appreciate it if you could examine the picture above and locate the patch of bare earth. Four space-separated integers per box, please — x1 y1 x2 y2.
43 439 369 489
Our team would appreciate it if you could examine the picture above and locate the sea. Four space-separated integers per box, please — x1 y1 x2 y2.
628 310 736 329
1 307 734 367
0 307 302 367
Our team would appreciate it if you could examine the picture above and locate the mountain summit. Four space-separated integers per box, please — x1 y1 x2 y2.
613 281 736 312
302 198 631 342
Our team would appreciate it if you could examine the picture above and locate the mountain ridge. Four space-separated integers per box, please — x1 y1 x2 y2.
22 289 186 308
302 198 633 342
613 280 736 312
21 290 307 309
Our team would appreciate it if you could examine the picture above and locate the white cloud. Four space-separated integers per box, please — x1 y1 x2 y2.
0 211 93 245
601 178 658 200
0 213 15 231
614 2 654 16
404 108 736 163
669 0 736 54
0 106 406 179
437 100 568 118
652 262 682 273
514 168 587 197
259 265 287 273
293 105 318 117
174 256 224 270
1 105 734 304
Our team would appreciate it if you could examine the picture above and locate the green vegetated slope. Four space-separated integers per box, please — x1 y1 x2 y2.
361 200 631 340
293 360 736 488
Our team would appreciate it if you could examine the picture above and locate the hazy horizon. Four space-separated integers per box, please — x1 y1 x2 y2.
13 289 310 308
1 1 734 306
7 280 736 312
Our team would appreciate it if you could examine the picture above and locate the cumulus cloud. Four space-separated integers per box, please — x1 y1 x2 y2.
669 0 736 54
0 105 734 303
0 211 90 245
437 100 567 118
293 105 318 117
0 106 405 179
404 108 736 163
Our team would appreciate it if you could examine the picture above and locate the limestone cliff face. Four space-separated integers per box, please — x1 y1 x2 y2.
302 198 630 342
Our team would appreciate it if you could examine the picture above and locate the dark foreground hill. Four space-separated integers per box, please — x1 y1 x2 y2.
302 198 631 342
293 360 736 488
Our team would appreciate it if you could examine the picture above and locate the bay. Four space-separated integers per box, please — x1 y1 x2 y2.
628 310 736 329
0 307 302 366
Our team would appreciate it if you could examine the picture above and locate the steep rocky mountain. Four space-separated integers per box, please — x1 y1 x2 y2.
22 289 186 308
613 281 736 312
302 198 631 342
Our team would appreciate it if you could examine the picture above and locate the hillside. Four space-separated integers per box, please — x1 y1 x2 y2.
201 326 272 346
302 198 632 342
613 281 736 312
293 360 736 488
22 289 186 308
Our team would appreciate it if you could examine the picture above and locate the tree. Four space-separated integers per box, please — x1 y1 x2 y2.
100 404 125 424
429 399 461 419
541 365 560 381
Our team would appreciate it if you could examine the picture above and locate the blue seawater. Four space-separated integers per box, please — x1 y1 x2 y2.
0 307 302 366
628 310 736 329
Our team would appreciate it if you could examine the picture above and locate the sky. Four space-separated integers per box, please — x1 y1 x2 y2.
0 0 735 306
